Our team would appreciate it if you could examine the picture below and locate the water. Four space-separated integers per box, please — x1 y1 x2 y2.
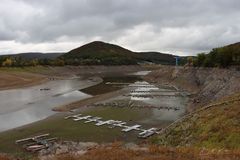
80 80 188 129
130 71 152 76
0 77 99 132
131 82 187 123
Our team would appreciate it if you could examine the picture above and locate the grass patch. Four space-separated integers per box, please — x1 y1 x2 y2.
155 93 240 149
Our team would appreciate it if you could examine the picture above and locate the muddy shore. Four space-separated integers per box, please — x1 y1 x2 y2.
0 70 47 90
0 65 145 91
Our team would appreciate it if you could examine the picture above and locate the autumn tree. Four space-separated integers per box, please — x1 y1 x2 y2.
2 58 13 67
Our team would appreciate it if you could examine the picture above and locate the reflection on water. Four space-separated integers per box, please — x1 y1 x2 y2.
0 78 95 132
131 71 152 76
95 80 188 128
130 81 187 125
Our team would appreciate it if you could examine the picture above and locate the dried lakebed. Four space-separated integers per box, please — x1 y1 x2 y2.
0 72 189 154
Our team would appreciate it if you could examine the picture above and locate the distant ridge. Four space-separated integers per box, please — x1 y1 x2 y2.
0 41 177 65
0 52 64 60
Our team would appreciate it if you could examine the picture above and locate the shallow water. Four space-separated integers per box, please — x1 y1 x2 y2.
80 80 188 130
0 78 98 132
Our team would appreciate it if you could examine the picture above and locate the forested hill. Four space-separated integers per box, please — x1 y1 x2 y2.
193 42 240 67
61 41 176 65
0 41 176 66
62 41 138 65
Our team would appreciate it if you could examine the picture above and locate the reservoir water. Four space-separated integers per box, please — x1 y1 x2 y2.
0 77 99 132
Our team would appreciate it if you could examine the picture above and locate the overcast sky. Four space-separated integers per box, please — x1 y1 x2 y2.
0 0 240 56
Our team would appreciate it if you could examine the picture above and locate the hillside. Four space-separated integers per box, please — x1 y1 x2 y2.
0 41 176 66
62 41 138 65
138 52 175 65
154 93 240 149
62 41 176 65
145 66 240 109
145 66 240 149
193 42 240 67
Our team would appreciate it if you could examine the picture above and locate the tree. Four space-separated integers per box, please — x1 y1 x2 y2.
193 53 206 67
187 57 193 66
2 58 13 67
29 59 39 66
54 59 65 66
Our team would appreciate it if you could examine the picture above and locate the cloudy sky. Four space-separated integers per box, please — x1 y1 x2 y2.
0 0 240 56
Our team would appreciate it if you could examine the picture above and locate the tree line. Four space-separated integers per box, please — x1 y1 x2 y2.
0 56 65 67
0 56 136 67
192 44 240 68
1 43 239 68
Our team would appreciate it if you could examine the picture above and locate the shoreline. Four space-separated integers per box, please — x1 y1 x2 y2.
0 72 49 91
0 75 103 133
53 88 128 112
0 65 146 91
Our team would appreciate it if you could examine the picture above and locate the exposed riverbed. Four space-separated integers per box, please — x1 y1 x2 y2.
0 70 189 154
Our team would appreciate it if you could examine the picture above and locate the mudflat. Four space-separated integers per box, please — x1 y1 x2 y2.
0 70 47 90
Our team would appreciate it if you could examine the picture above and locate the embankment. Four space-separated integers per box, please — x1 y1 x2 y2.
146 66 240 149
145 66 240 110
154 92 240 149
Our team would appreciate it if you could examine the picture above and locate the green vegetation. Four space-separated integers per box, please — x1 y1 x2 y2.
0 41 177 66
2 41 240 67
153 94 240 149
137 52 175 65
61 41 139 65
61 41 176 65
193 42 240 68
0 56 65 67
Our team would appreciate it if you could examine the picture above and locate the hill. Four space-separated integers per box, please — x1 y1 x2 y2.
0 52 64 60
62 41 138 65
138 52 175 65
62 41 176 65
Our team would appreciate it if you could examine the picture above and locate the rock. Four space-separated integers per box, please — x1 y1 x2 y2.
77 142 98 150
75 150 87 156
56 145 69 155
125 143 139 150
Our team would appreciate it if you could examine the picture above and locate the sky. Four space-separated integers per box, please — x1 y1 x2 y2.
0 0 240 56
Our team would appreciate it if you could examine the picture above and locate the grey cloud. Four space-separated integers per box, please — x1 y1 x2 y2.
0 0 240 55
